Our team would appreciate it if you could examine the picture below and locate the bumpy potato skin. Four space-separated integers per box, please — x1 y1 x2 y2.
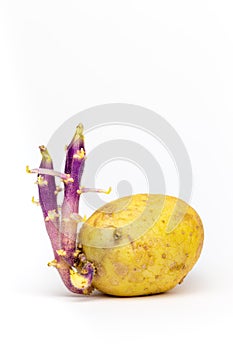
80 194 204 296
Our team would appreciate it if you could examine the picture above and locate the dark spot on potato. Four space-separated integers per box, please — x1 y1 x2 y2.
95 263 105 277
181 230 185 235
169 262 177 271
110 279 119 286
113 229 121 240
178 274 187 284
162 220 165 224
155 275 160 279
93 217 99 226
113 262 128 276
169 262 185 271
130 240 136 250
166 243 170 247
184 213 192 221
162 253 166 259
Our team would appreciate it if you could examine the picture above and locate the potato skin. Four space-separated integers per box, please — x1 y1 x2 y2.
79 194 204 296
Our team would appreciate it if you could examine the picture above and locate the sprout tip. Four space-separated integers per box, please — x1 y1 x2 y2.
26 165 31 173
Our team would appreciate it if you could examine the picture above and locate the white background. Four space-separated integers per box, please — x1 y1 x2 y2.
1 1 233 349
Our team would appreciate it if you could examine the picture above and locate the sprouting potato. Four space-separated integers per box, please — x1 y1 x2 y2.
80 194 204 296
28 124 204 296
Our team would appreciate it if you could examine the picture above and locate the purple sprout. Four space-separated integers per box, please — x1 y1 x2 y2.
27 124 110 295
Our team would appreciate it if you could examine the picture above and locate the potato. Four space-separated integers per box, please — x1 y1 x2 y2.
79 194 204 296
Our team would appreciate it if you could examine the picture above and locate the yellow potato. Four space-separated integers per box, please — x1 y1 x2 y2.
79 194 204 296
